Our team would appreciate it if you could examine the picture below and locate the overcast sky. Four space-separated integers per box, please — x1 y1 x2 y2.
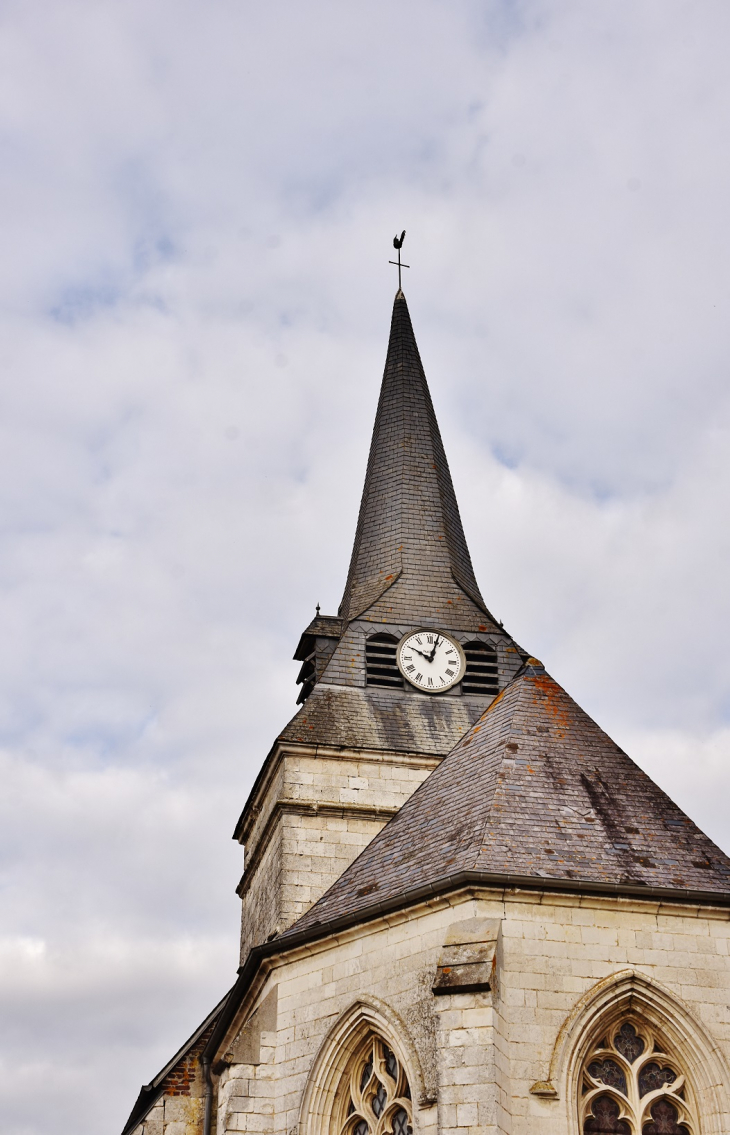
2 2 730 1132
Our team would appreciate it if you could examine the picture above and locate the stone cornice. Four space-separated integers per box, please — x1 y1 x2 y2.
235 799 400 898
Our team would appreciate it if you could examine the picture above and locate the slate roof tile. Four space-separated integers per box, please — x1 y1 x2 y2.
285 661 730 933
338 289 493 625
278 682 490 755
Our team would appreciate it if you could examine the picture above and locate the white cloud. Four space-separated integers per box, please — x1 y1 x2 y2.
1 0 730 1130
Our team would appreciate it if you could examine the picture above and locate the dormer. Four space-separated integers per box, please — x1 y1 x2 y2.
293 613 342 703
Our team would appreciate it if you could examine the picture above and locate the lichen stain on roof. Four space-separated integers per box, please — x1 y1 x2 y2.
279 683 489 757
284 660 730 935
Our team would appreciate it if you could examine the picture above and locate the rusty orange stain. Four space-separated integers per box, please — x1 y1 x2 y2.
530 673 572 730
483 685 508 714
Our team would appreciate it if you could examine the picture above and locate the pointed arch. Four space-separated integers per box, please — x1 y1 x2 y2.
298 998 431 1135
539 969 730 1134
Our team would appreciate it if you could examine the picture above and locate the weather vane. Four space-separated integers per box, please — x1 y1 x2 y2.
389 231 409 290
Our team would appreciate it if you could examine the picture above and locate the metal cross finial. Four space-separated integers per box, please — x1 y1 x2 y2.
389 231 410 290
315 603 321 616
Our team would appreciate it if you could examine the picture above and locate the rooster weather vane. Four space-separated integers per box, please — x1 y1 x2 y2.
389 230 409 290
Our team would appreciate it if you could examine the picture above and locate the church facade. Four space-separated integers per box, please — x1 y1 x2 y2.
124 291 730 1135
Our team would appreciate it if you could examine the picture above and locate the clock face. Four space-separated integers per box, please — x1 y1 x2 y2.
396 629 465 692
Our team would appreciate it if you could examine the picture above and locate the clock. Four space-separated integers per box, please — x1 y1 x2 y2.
396 629 466 692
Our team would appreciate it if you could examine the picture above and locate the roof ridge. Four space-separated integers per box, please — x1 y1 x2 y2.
471 673 527 868
283 662 730 934
121 987 232 1135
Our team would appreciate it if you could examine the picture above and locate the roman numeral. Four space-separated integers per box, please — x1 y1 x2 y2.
426 635 433 644
406 664 415 673
415 636 422 645
445 668 454 677
415 672 423 682
403 655 412 661
446 649 455 656
427 677 434 687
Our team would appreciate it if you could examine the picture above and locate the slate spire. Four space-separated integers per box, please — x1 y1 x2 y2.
338 289 491 625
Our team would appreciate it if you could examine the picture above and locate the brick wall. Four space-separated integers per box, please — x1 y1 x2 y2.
131 1023 215 1135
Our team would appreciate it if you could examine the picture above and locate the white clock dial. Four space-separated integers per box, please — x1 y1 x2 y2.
396 629 465 692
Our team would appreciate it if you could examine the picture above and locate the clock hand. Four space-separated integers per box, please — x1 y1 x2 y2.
409 646 430 661
427 634 441 663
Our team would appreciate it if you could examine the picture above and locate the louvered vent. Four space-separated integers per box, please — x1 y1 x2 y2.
462 641 499 695
365 634 403 689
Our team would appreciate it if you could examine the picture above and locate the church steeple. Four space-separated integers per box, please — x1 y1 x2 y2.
236 282 529 954
124 272 730 1135
291 289 526 712
339 289 493 626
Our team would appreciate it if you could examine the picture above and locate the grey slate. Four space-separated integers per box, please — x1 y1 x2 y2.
286 660 730 934
293 615 343 662
278 682 491 756
338 290 495 625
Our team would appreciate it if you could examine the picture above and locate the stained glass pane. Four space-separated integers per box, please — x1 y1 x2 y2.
384 1046 398 1081
614 1023 645 1064
639 1062 677 1097
360 1060 373 1092
642 1097 690 1134
391 1108 410 1135
339 1034 411 1135
587 1059 628 1095
584 1095 631 1133
372 1083 387 1118
580 1021 694 1135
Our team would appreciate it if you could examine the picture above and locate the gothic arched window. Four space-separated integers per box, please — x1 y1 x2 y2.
580 1020 695 1134
338 1034 412 1135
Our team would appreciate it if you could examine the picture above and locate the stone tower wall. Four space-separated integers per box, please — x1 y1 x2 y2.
236 744 440 961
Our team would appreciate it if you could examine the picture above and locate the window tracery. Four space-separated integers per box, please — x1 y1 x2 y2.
338 1035 412 1135
580 1020 695 1134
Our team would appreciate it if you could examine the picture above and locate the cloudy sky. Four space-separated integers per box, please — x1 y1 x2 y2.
2 1 730 1131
